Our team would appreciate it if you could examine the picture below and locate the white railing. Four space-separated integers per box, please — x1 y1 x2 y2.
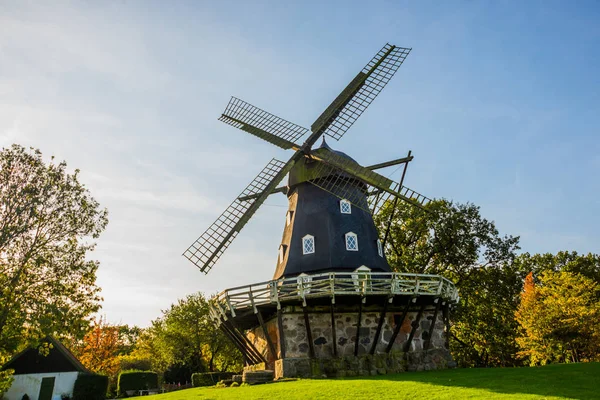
209 272 459 322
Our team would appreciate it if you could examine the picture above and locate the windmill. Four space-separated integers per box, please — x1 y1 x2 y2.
183 43 459 379
184 43 431 275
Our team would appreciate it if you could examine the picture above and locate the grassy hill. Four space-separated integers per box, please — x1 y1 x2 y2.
145 362 600 400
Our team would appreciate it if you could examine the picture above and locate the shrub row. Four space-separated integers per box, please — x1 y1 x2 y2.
117 371 159 395
191 372 234 387
72 374 108 400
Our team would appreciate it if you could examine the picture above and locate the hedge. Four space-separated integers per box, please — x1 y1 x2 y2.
117 371 158 395
191 372 234 387
72 374 108 400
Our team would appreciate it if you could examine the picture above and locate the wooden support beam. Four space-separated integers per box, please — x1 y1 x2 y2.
277 308 286 359
366 154 414 170
354 300 363 356
403 303 426 353
219 325 251 366
220 321 258 365
222 320 261 365
225 319 266 364
303 305 315 358
424 298 442 351
386 297 413 353
256 310 277 360
330 303 338 357
370 298 390 355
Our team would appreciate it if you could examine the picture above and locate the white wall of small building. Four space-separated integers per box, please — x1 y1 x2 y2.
4 372 79 400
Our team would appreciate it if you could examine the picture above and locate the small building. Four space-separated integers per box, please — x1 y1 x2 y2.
2 337 90 400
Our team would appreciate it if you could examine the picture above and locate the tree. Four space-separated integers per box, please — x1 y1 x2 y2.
131 293 241 383
516 270 600 365
0 352 13 398
375 199 519 282
0 144 108 356
74 318 122 377
514 251 600 284
375 199 522 367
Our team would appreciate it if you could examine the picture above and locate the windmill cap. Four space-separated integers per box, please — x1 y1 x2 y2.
287 137 364 189
316 136 359 164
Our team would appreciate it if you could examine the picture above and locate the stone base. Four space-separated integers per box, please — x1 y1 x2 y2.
274 349 454 379
247 303 450 364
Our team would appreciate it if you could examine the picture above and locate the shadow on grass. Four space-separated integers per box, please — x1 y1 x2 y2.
344 362 600 400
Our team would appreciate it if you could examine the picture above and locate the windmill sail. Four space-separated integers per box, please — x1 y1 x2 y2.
368 183 431 216
183 158 289 273
311 44 411 140
219 97 308 149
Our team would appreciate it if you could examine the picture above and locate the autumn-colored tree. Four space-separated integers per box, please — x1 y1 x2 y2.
516 270 600 365
75 318 122 377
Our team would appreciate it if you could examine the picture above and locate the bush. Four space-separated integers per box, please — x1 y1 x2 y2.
117 371 158 395
0 369 14 398
72 374 108 400
191 372 234 387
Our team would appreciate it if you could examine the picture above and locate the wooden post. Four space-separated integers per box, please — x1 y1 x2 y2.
354 299 363 356
303 305 315 358
221 321 258 365
277 307 286 359
403 303 425 353
424 298 442 351
257 310 277 360
386 297 413 353
370 298 390 355
222 320 261 365
330 302 338 357
219 325 252 365
226 319 267 364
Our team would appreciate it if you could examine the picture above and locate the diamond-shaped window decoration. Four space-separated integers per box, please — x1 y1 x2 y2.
345 232 358 251
340 199 352 214
302 235 315 255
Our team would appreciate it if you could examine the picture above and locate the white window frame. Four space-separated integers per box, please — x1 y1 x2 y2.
377 239 383 257
302 234 315 255
279 244 287 263
352 265 371 293
340 199 352 214
297 272 312 296
345 232 358 251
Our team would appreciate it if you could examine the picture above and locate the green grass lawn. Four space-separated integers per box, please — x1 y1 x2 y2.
144 362 600 400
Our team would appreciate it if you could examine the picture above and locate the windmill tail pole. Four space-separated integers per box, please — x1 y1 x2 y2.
383 150 411 248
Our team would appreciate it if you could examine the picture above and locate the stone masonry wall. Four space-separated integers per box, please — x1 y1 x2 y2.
248 305 445 359
246 303 448 374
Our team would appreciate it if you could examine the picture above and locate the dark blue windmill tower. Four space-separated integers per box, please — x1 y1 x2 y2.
273 139 392 279
184 44 458 379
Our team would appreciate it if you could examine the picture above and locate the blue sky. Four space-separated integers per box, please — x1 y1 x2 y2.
1 0 598 326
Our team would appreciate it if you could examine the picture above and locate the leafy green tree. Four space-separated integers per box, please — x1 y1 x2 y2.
131 293 241 383
516 270 600 365
450 263 526 367
514 251 600 285
375 199 522 367
0 352 13 398
0 144 108 356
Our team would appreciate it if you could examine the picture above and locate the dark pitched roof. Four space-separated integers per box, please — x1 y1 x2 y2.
2 336 90 375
